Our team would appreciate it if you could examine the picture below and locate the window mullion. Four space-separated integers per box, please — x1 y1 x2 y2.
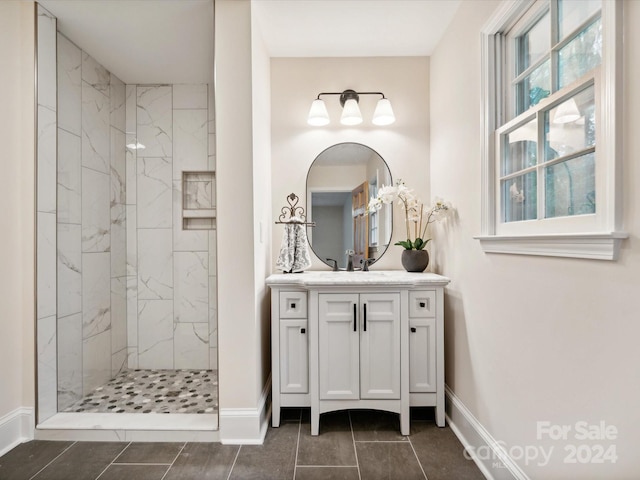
497 33 506 127
536 110 545 221
552 11 602 52
550 0 559 93
511 54 550 85
542 146 596 168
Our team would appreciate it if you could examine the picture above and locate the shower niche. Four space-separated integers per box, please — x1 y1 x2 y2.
182 171 217 230
35 4 218 430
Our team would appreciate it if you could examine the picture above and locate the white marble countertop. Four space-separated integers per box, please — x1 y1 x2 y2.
266 270 450 287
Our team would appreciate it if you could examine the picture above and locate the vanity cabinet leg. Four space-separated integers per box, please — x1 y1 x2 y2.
400 412 410 436
435 404 445 427
311 410 319 436
272 404 281 427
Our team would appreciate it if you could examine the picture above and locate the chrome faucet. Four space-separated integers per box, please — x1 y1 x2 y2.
361 258 375 271
326 258 338 271
346 249 355 272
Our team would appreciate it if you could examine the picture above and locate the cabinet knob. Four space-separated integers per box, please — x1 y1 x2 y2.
410 327 417 333
291 302 296 309
419 302 426 308
300 328 306 334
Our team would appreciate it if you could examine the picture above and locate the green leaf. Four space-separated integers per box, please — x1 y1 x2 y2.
394 240 413 250
414 238 432 250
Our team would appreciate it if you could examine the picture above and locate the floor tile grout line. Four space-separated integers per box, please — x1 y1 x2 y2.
354 440 411 443
29 440 77 480
407 436 429 480
295 465 359 468
348 411 362 480
111 462 175 466
226 444 242 480
159 441 187 480
110 441 132 464
293 408 302 479
94 442 131 480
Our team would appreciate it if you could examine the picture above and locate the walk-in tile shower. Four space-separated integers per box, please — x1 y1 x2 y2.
35 4 217 427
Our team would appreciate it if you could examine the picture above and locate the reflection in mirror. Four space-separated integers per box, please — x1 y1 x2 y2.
306 143 392 269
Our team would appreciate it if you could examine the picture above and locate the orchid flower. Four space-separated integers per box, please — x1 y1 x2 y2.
367 179 452 250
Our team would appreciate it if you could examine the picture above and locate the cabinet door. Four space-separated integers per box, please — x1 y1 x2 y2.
279 319 308 394
359 293 400 399
409 318 436 392
319 293 360 400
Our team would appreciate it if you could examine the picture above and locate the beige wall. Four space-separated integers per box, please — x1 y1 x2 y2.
0 1 36 417
430 0 640 476
251 7 273 402
215 0 261 410
215 1 274 440
271 57 430 271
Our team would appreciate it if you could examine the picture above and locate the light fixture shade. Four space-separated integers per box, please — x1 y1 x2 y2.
340 98 363 125
308 99 330 126
372 98 396 125
553 98 580 124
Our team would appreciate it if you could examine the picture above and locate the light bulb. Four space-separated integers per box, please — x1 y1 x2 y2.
372 98 395 126
340 98 362 125
307 99 330 126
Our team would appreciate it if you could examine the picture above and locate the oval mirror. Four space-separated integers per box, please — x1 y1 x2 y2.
306 143 393 270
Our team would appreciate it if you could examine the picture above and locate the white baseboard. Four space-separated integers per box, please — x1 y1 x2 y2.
219 373 271 445
0 407 35 457
445 386 529 480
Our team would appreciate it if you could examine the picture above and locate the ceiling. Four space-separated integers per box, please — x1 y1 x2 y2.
38 0 460 85
253 0 461 57
38 0 214 84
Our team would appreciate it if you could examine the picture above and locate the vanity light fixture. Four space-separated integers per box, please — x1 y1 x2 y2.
307 89 395 126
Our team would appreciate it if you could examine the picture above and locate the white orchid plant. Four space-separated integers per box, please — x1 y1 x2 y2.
368 180 452 250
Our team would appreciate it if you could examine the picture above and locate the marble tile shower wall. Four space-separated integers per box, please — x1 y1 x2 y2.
36 6 58 423
125 84 217 372
55 33 127 412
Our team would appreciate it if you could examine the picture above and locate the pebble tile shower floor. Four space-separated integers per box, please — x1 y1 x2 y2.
63 369 218 414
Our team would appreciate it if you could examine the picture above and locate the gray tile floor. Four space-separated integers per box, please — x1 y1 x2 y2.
0 408 485 480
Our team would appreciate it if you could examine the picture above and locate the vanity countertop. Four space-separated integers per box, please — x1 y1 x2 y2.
266 270 450 287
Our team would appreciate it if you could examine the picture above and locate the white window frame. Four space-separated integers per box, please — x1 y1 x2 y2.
476 0 627 260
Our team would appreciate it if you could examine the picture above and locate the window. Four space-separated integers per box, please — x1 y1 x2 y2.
477 0 626 260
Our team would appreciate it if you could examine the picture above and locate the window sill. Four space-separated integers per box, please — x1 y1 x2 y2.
474 232 628 260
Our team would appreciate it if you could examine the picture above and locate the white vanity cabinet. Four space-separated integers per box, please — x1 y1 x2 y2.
409 290 437 394
278 291 309 394
319 293 400 401
267 271 449 436
272 290 310 416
